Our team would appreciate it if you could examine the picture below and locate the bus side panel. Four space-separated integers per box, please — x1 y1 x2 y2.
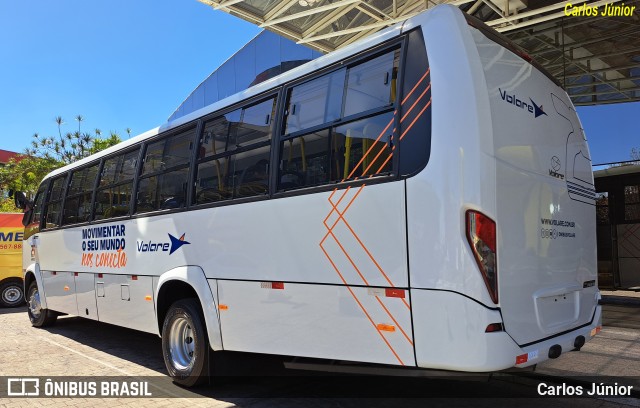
191 181 409 288
96 274 157 334
41 270 77 315
217 280 415 366
75 272 99 320
404 7 498 307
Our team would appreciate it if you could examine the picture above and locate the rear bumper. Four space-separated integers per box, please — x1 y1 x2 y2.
411 289 602 372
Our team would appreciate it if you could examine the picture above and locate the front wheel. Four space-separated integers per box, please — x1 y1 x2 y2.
162 298 209 387
27 281 57 327
0 279 25 307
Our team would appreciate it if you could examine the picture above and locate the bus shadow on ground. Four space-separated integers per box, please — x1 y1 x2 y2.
0 304 27 315
46 315 167 374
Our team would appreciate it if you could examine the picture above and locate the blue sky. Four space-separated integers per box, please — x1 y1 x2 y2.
0 0 637 164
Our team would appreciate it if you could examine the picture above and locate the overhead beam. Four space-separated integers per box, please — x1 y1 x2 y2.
260 0 361 27
297 12 420 44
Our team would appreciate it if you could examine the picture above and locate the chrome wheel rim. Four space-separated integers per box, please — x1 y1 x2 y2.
28 288 42 318
169 317 195 370
2 286 22 304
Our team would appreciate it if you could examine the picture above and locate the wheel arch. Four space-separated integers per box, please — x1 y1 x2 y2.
155 266 223 351
23 264 47 309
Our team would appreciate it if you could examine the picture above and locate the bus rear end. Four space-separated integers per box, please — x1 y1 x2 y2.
472 18 601 366
407 6 601 372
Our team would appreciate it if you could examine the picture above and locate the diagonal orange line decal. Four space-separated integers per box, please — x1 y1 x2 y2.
400 98 432 141
328 230 370 285
346 116 395 180
323 187 351 230
318 71 431 364
402 68 430 105
375 296 413 345
319 243 405 365
401 83 432 123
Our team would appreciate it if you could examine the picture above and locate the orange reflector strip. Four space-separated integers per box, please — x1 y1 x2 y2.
63 286 70 291
385 288 405 298
515 353 528 364
377 324 396 332
145 295 152 301
131 275 138 280
590 326 602 337
260 282 285 290
219 304 228 310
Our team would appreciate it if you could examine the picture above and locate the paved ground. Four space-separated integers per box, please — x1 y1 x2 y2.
0 300 639 407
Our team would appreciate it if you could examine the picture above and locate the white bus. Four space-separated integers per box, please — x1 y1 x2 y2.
19 5 601 387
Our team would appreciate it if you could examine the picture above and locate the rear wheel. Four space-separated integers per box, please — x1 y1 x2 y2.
27 281 57 327
162 298 209 387
0 280 24 307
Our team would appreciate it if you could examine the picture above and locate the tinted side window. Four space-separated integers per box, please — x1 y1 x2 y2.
277 48 400 192
284 69 345 135
44 174 68 229
95 147 140 220
136 128 196 213
63 163 100 225
194 97 275 205
30 181 49 228
344 51 397 117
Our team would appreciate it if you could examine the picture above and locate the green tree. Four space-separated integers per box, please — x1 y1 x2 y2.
0 115 125 208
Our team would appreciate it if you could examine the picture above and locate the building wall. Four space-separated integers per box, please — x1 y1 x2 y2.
168 30 322 122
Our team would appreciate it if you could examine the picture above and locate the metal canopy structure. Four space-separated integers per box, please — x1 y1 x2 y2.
198 0 639 106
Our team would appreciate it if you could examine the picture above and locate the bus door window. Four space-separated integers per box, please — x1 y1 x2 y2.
44 175 68 229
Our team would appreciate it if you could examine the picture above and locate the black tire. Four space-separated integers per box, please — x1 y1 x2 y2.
162 298 210 387
26 281 57 327
0 279 25 307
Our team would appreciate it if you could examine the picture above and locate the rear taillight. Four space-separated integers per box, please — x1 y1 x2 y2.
466 210 498 304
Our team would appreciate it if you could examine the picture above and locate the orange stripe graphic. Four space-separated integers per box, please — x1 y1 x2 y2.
319 69 431 364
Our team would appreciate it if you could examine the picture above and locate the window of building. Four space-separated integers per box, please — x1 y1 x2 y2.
624 185 640 222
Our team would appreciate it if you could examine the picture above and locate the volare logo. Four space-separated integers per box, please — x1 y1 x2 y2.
499 88 547 118
168 233 190 255
137 233 191 255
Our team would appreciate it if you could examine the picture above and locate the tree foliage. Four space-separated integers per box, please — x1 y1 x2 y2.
0 115 125 204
